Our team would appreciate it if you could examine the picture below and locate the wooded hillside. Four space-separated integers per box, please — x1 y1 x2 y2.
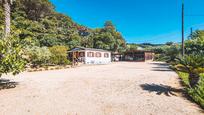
0 0 126 52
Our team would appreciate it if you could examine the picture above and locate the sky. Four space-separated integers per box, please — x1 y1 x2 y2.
50 0 204 44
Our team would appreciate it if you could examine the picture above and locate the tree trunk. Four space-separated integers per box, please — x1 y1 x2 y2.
189 73 200 88
3 0 11 38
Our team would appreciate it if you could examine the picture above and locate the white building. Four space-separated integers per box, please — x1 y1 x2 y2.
68 47 111 65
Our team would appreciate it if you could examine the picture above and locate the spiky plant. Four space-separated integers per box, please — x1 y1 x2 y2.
176 54 204 88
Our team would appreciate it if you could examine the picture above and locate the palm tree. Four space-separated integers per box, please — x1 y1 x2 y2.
176 54 204 88
1 0 14 37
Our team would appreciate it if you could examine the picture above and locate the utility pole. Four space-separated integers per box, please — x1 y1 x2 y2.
181 0 185 56
190 27 193 39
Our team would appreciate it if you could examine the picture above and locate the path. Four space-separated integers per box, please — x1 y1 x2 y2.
0 62 203 115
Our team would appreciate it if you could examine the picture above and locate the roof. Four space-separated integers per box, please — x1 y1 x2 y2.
137 47 144 50
68 47 111 52
111 52 123 55
125 50 154 53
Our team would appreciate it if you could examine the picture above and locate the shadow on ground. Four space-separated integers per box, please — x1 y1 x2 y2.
141 84 204 113
150 62 170 66
140 83 184 97
150 62 173 72
0 79 18 90
151 69 173 72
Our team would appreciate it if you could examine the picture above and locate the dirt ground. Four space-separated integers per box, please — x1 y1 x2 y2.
0 62 203 115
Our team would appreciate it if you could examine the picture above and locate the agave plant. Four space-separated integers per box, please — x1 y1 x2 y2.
176 54 204 88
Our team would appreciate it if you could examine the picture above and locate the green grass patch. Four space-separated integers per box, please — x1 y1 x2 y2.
178 72 189 86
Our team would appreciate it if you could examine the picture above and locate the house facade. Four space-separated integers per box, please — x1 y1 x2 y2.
123 50 154 62
68 47 111 65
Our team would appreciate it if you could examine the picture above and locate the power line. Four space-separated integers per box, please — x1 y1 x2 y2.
185 14 204 17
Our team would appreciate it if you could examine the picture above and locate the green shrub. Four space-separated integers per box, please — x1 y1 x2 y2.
49 45 70 65
153 44 180 63
178 72 204 108
154 54 170 62
188 77 204 108
26 46 52 67
165 45 180 62
0 35 26 76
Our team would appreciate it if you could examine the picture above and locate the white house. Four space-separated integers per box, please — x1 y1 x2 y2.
68 47 111 65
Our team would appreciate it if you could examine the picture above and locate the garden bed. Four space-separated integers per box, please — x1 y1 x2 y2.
178 72 204 109
26 65 72 72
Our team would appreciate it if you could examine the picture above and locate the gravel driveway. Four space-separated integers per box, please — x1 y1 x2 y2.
0 62 203 115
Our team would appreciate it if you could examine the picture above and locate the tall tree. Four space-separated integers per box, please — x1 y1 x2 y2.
185 30 204 54
0 0 14 37
19 0 54 21
104 21 115 31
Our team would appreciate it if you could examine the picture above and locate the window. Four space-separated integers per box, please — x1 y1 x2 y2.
87 52 94 57
95 52 102 57
104 53 109 58
79 52 85 57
